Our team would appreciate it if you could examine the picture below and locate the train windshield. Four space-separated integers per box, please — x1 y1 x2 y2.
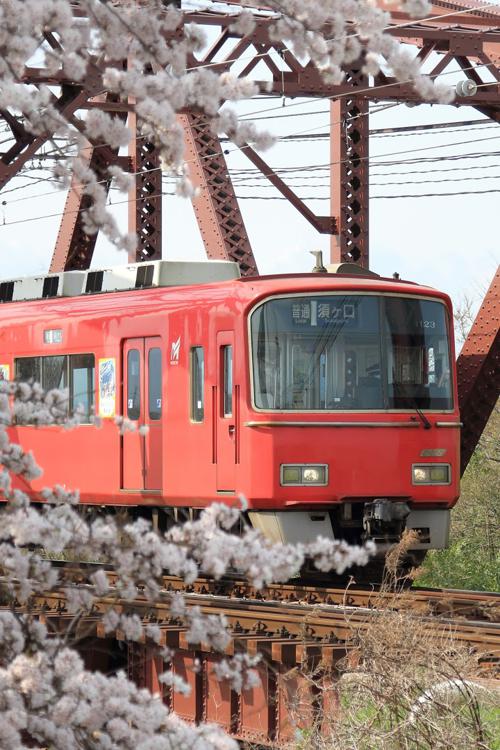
250 294 453 411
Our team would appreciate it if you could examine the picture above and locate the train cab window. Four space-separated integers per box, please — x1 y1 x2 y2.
190 347 204 422
127 349 141 421
70 354 95 421
222 345 233 417
148 347 162 420
15 354 95 422
383 297 453 410
250 295 453 412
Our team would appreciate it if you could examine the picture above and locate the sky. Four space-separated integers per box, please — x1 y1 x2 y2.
0 16 499 323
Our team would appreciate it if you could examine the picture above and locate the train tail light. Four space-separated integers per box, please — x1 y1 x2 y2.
412 464 451 485
280 464 328 486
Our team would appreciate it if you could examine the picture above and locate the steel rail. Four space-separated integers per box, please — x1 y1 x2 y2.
48 563 500 623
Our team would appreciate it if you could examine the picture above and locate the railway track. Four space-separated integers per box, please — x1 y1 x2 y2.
34 566 500 670
55 563 500 624
161 576 500 623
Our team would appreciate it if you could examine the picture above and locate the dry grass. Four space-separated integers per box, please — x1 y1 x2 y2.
286 542 500 749
287 615 499 749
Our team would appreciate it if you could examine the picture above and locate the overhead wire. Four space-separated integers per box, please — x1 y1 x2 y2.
8 6 500 234
370 159 500 177
4 82 496 207
2 180 500 233
224 171 500 188
227 187 500 199
8 129 500 207
241 123 498 142
2 143 500 212
373 187 500 198
7 138 500 210
4 145 500 225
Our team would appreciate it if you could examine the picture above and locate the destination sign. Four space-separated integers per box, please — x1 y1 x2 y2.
291 300 358 326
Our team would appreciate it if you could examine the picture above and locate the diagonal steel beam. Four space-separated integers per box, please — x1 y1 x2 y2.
457 267 500 474
50 145 130 272
179 112 258 276
50 90 130 271
241 144 336 235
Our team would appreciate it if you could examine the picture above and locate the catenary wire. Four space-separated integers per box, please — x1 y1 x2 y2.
4 138 500 208
17 0 500 195
8 32 498 174
7 146 500 200
218 172 500 188
1 185 500 233
4 116 500 208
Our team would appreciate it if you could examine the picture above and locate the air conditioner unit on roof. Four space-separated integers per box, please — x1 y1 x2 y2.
0 271 86 302
0 259 240 303
83 259 240 294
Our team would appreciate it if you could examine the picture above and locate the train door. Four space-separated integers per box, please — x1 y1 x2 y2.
122 337 162 491
216 331 237 492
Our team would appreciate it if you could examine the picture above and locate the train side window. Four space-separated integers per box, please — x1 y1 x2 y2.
148 347 162 420
70 354 95 422
15 354 95 422
43 355 69 415
222 345 233 417
190 347 204 422
127 349 141 420
15 357 41 384
42 355 67 391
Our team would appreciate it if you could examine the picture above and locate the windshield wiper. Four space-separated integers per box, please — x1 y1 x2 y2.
413 402 432 430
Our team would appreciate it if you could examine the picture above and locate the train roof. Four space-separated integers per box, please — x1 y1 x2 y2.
0 258 449 314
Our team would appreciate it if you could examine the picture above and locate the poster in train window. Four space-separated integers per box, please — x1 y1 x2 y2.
98 358 116 418
0 365 10 381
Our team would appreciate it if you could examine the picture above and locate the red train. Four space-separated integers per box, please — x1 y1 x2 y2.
0 259 460 559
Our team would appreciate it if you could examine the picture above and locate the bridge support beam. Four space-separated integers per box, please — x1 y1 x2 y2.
330 69 369 268
457 266 500 474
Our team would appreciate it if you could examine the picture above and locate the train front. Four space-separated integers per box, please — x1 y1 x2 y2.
242 279 460 557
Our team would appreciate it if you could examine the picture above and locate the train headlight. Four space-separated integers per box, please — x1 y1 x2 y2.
281 464 328 486
412 464 450 485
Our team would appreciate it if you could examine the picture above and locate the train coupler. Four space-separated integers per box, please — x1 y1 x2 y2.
362 499 410 544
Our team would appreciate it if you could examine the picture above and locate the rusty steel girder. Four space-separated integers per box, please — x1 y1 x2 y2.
457 267 500 474
330 70 370 268
50 145 116 272
127 107 163 263
50 94 130 272
118 629 345 745
27 582 500 745
179 112 258 276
